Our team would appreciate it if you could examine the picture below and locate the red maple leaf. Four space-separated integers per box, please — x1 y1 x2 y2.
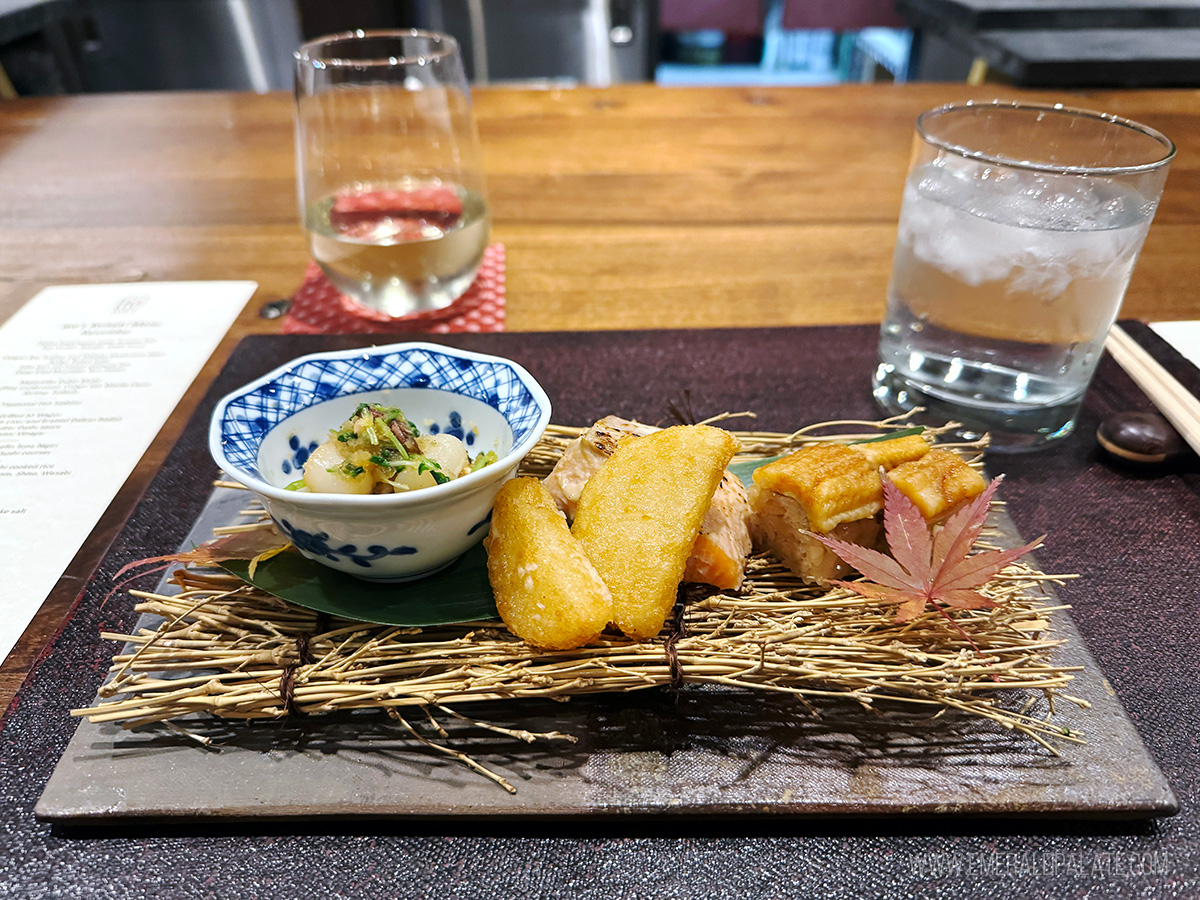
814 475 1044 626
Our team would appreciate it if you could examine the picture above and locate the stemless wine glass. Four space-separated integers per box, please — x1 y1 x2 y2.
294 30 490 317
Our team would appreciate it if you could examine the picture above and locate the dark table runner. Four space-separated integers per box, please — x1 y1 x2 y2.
2 324 1198 898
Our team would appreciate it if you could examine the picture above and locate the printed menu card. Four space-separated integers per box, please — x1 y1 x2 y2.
0 282 256 666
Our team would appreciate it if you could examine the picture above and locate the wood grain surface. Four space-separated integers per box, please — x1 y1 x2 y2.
1 83 1198 710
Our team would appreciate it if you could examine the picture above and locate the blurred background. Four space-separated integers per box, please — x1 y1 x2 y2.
2 0 1197 97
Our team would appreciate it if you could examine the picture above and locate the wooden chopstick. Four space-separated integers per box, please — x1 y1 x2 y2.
1105 323 1200 456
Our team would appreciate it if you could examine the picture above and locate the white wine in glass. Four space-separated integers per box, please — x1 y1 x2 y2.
295 31 490 317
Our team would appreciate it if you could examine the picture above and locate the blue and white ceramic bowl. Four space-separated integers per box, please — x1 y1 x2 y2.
209 342 551 581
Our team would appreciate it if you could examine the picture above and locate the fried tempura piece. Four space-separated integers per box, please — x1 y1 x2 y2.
887 448 986 521
572 425 739 641
545 415 752 591
485 477 613 650
543 416 657 520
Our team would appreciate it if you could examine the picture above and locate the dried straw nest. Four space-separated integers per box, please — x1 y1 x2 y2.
75 415 1087 792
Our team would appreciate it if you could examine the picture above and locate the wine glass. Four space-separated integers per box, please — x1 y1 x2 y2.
294 30 490 318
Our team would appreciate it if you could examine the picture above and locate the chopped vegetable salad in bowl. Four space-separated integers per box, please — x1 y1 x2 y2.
294 402 498 495
209 342 551 581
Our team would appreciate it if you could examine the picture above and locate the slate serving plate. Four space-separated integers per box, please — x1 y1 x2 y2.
32 330 1178 823
35 487 1176 821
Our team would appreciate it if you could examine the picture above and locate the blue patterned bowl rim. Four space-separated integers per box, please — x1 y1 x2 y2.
208 342 552 507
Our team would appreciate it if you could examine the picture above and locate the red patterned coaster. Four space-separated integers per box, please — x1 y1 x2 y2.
283 243 506 335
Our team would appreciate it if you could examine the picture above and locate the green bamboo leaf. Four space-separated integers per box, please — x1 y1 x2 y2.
728 455 782 489
852 426 926 444
219 543 499 627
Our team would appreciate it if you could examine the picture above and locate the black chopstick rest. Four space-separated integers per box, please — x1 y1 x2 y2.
1097 411 1191 466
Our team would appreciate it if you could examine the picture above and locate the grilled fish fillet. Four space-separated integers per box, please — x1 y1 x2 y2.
887 448 986 521
748 435 932 583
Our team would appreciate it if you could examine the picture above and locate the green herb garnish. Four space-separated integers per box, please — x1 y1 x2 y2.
470 450 498 472
414 457 451 484
381 426 410 459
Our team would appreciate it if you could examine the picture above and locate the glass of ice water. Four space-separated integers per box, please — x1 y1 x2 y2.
295 31 490 317
873 101 1174 452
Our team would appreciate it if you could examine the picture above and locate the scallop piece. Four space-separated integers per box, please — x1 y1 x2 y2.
386 433 471 492
418 433 470 478
388 462 436 492
301 441 374 494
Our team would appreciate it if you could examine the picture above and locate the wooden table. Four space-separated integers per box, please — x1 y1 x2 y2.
1 83 1198 711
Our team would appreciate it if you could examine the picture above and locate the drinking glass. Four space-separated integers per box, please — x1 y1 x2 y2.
294 30 490 317
873 101 1174 452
